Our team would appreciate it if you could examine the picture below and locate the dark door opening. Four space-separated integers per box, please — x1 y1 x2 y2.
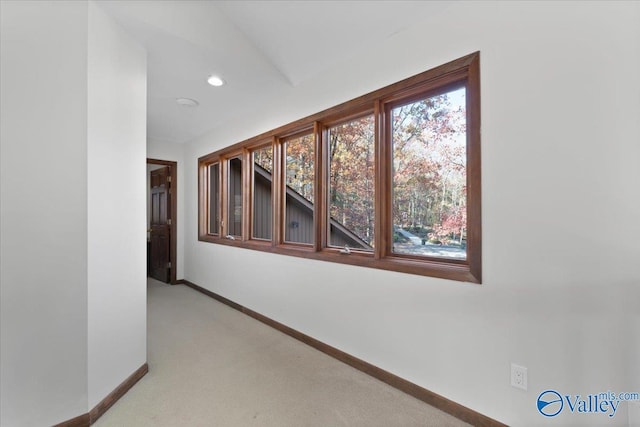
147 159 177 284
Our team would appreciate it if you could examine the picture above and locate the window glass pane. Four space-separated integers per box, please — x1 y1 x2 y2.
328 116 375 250
227 157 242 237
391 86 467 259
252 146 273 240
284 134 314 244
209 163 220 234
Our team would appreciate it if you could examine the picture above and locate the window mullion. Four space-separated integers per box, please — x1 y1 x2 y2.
220 158 229 238
198 161 208 237
207 162 221 236
314 121 324 252
374 100 387 260
241 148 251 241
273 137 283 246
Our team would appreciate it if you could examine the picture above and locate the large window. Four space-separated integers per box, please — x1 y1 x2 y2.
198 52 481 282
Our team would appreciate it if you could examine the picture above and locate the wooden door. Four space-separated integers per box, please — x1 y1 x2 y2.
150 166 171 283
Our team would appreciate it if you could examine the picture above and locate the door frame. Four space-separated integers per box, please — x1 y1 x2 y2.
147 158 177 285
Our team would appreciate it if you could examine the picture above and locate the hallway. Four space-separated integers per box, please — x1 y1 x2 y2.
94 279 469 426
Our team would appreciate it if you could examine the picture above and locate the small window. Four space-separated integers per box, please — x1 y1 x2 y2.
391 86 467 260
284 133 315 245
252 145 273 240
209 163 220 235
327 115 375 251
227 156 243 237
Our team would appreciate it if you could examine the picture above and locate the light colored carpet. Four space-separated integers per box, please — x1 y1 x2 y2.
94 278 470 427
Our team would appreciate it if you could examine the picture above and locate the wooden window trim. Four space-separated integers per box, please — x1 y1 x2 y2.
205 161 221 237
382 80 470 268
280 129 316 247
199 158 223 241
223 152 243 239
249 141 274 242
322 111 376 253
198 52 481 283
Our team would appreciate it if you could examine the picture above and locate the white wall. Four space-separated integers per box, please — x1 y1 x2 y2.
87 1 147 409
1 1 148 425
147 137 185 280
184 2 640 426
0 2 89 425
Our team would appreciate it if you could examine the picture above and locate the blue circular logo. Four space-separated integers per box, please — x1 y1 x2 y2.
537 390 563 417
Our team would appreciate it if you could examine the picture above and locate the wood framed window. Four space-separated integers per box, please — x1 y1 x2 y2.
388 84 468 262
251 143 274 242
198 52 481 283
226 155 243 238
282 131 315 246
325 113 375 252
208 162 221 236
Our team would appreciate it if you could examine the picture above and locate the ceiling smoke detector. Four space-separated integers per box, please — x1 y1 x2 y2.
176 98 199 107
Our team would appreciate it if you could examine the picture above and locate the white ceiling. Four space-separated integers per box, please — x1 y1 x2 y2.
96 1 448 144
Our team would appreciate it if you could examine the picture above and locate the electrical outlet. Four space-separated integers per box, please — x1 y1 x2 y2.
511 363 528 390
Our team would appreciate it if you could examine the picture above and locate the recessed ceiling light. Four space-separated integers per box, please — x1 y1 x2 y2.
176 98 199 107
207 75 225 87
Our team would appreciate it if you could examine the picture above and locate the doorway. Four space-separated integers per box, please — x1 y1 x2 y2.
147 158 177 284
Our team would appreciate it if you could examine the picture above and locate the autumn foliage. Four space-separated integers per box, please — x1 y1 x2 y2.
392 88 467 247
254 87 467 251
